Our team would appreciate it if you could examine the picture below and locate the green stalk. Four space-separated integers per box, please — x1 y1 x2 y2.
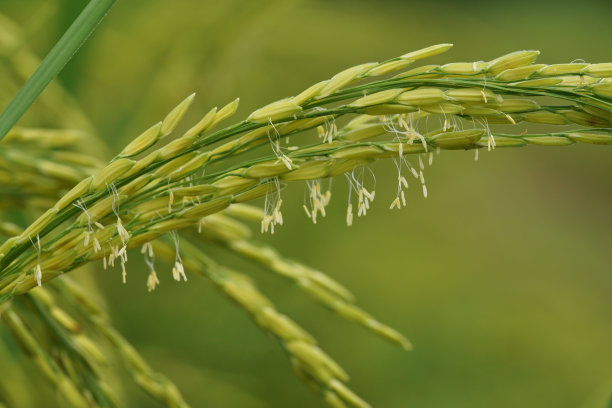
0 0 117 141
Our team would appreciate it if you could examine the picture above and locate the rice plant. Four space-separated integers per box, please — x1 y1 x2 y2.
0 6 611 408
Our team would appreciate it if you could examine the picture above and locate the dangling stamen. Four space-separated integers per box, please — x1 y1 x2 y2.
168 190 174 213
147 269 160 292
480 88 488 104
142 242 160 291
171 232 187 282
73 200 96 249
29 235 42 286
116 218 130 247
346 203 354 226
262 177 284 233
108 183 130 247
121 261 127 284
92 236 101 253
389 197 401 210
267 119 293 170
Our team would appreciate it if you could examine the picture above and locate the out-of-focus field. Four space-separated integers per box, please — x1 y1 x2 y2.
3 0 612 406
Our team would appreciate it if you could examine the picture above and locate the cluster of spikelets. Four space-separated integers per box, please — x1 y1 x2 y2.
1 19 611 407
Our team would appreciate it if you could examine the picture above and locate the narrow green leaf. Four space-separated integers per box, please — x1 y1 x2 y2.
0 0 117 141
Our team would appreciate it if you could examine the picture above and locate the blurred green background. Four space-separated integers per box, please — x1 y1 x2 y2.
2 0 612 407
